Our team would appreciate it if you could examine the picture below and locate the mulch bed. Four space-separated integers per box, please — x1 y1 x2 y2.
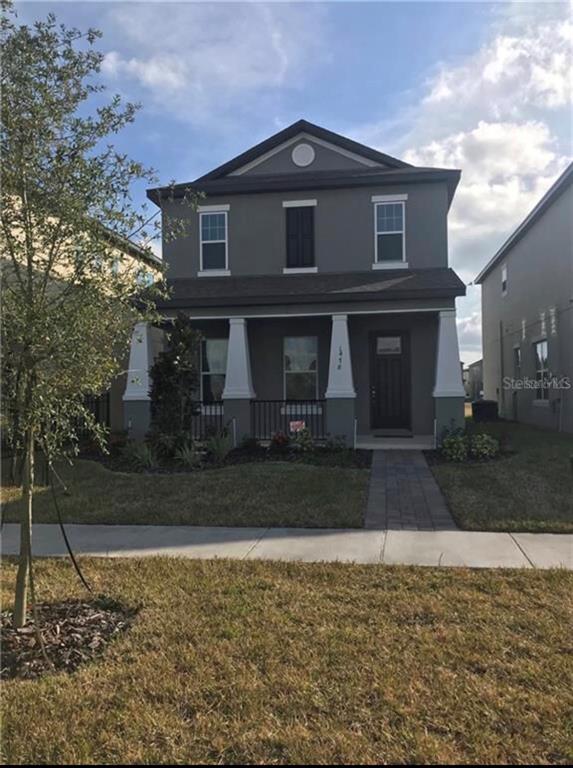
424 449 516 466
1 598 137 681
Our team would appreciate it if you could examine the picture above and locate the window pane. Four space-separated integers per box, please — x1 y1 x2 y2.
202 339 228 374
202 242 226 270
377 233 403 262
284 337 317 372
201 213 226 242
286 372 316 400
534 340 548 369
203 374 225 402
377 203 403 233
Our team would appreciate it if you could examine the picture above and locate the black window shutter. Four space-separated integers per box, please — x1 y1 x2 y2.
286 207 314 268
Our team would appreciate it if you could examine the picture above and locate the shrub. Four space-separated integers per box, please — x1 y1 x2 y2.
469 433 500 461
174 441 202 469
270 431 290 451
239 436 261 452
205 430 232 464
323 435 348 452
441 434 469 463
122 441 159 470
148 430 194 460
291 427 314 453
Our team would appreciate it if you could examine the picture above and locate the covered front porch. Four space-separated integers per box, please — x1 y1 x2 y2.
123 306 465 448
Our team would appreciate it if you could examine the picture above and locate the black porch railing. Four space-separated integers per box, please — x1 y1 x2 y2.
77 392 111 440
186 402 226 441
251 400 327 441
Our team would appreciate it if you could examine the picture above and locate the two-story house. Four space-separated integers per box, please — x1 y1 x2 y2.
123 120 466 446
475 163 573 433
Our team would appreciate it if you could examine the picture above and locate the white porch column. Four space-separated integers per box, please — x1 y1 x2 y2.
325 314 356 446
433 310 465 397
325 314 356 398
123 322 164 439
433 309 465 442
222 318 256 399
123 322 153 403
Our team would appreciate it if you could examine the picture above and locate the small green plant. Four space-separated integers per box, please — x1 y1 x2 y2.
239 436 261 452
205 430 232 464
323 435 347 452
122 441 159 470
174 441 202 469
469 433 500 461
292 427 314 453
441 434 469 462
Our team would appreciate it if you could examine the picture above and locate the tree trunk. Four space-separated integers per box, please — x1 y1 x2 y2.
12 429 34 628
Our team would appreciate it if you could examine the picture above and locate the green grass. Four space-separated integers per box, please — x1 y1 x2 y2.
1 459 368 528
431 421 573 533
2 558 572 764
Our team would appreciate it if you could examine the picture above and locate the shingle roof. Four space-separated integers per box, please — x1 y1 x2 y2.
158 268 466 310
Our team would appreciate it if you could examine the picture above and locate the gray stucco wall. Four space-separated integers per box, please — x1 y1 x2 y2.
162 181 450 278
232 138 384 176
481 183 573 433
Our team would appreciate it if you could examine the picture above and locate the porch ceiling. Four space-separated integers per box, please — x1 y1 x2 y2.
157 268 465 311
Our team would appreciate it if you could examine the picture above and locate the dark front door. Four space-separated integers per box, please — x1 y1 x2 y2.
370 333 411 430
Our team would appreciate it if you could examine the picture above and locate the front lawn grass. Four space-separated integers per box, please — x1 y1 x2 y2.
430 421 573 533
2 558 572 764
1 459 368 528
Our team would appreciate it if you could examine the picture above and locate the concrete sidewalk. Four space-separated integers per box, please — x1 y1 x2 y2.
1 524 571 569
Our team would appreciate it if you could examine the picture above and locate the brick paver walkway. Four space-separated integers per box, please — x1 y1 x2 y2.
365 450 457 531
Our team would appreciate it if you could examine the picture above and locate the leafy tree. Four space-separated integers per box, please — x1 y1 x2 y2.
0 2 193 628
149 314 203 435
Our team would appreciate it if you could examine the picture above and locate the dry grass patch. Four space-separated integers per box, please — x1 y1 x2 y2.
1 459 368 528
2 558 572 764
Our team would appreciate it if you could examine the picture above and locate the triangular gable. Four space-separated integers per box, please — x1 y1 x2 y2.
194 119 411 182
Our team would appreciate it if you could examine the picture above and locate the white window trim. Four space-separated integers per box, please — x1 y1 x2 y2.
197 269 231 278
199 210 229 274
198 204 230 213
283 336 319 401
282 199 317 208
200 338 228 408
283 266 318 274
371 193 408 203
373 200 406 267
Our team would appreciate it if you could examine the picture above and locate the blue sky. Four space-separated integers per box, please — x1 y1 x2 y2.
16 1 572 363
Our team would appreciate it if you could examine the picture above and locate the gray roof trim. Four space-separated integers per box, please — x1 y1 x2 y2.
156 268 466 311
475 162 573 284
148 167 461 206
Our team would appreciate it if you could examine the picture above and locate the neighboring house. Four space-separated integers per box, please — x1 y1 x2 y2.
124 119 466 445
466 359 483 402
475 163 573 433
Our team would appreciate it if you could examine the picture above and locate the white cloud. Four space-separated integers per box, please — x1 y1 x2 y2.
100 3 329 125
357 6 572 362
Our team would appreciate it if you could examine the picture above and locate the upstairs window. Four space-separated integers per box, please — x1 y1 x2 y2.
513 346 521 377
201 338 228 402
375 201 405 263
200 211 228 271
286 206 315 268
284 336 318 400
533 339 548 401
501 264 508 295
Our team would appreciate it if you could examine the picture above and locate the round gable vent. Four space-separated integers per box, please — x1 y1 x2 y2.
291 143 315 168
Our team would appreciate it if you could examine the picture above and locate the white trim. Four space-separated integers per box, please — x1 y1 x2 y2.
197 270 230 277
372 262 409 270
325 314 356 399
433 309 466 398
199 210 228 273
198 204 230 212
282 199 317 208
230 132 381 176
283 267 318 274
371 193 408 203
164 307 455 321
374 200 406 265
223 318 256 399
